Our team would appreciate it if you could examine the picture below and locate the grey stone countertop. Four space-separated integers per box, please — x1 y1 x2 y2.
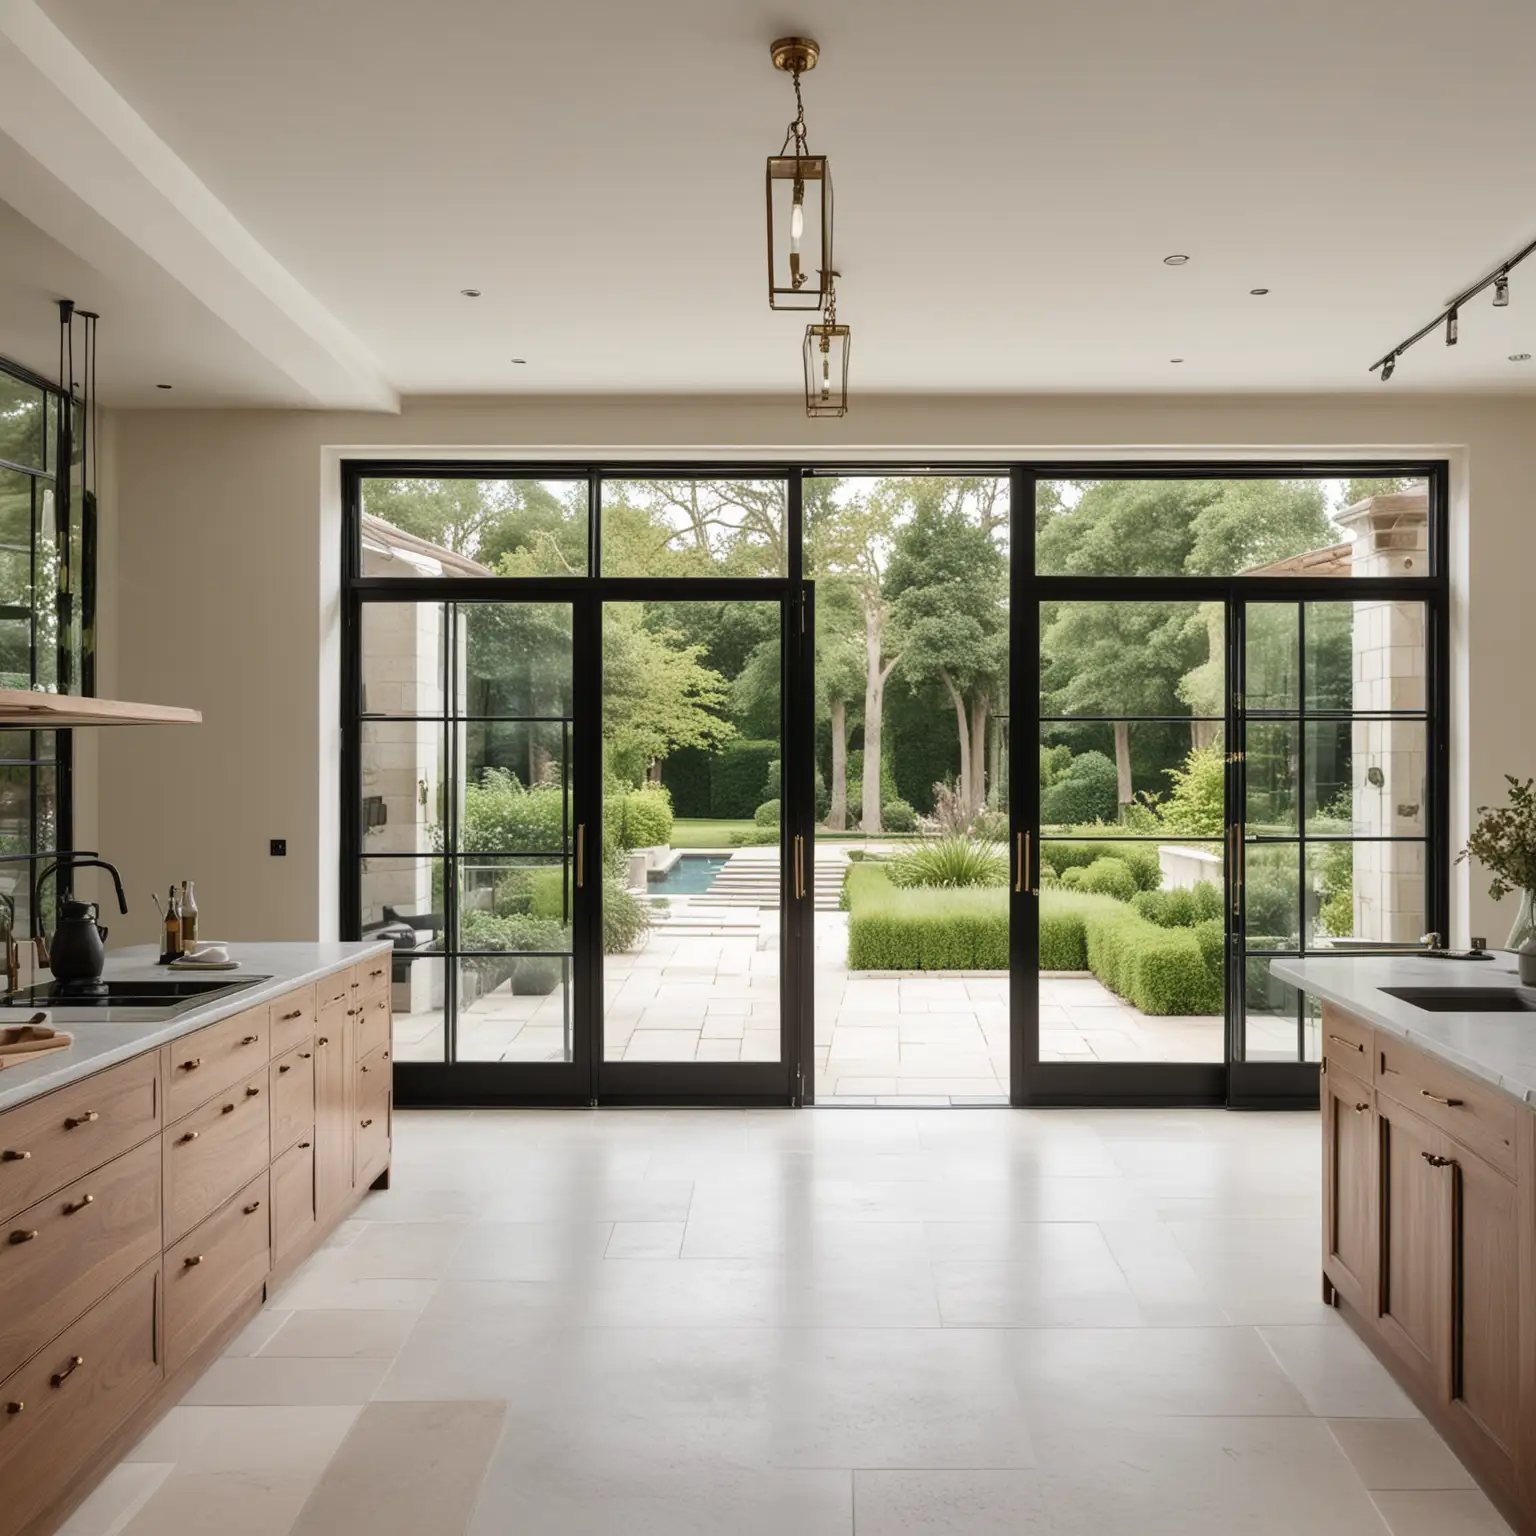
1271 951 1536 1109
0 941 391 1113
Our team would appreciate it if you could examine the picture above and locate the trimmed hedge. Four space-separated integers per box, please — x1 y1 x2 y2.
754 798 781 828
710 739 779 818
1132 881 1222 928
613 786 674 850
1045 841 1162 891
1065 855 1136 902
844 866 1223 1014
883 798 918 832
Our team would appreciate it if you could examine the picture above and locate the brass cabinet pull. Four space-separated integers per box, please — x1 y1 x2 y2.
183 1254 204 1268
576 823 586 888
1353 1102 1370 1114
317 1036 329 1047
299 1052 311 1060
8 1229 38 1245
49 1355 83 1388
279 1064 292 1074
243 1200 262 1215
346 1009 356 1018
222 1103 236 1115
180 1058 202 1071
281 1009 303 1021
1 1149 29 1161
298 1140 311 1149
245 1086 260 1098
1420 1089 1464 1107
63 1193 94 1215
370 967 385 979
1421 1152 1456 1168
240 1035 259 1046
360 1064 369 1074
4 1402 20 1415
178 1131 199 1143
62 1111 99 1129
361 1117 373 1129
1328 1033 1364 1053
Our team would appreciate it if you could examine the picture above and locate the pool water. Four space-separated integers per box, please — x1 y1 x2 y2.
648 855 728 895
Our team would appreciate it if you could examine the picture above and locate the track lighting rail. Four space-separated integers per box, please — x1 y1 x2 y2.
1371 234 1536 379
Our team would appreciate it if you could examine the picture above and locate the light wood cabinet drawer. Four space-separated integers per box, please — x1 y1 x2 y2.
354 954 391 1002
1376 1035 1519 1180
269 985 318 1059
163 1171 269 1375
1321 1004 1373 1078
355 1046 390 1189
270 1042 315 1155
355 987 390 1062
271 1136 315 1268
317 970 352 1016
0 1053 160 1225
164 1006 268 1123
0 1260 161 1536
0 1138 161 1383
163 1068 270 1245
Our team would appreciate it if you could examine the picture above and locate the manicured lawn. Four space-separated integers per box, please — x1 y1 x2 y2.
670 819 755 849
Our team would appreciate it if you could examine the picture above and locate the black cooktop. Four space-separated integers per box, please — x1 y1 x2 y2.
1 976 269 1013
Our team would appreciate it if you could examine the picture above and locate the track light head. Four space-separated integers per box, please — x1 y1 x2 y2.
1494 271 1510 307
1381 354 1396 381
1446 307 1459 345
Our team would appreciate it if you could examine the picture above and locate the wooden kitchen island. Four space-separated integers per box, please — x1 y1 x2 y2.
1273 953 1536 1536
0 942 394 1536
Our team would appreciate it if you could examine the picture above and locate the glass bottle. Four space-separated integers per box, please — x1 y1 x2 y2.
180 881 198 953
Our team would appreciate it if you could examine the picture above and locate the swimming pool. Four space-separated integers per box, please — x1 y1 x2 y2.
648 854 728 895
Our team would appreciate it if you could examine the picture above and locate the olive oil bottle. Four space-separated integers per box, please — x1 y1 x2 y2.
180 881 198 953
161 884 182 963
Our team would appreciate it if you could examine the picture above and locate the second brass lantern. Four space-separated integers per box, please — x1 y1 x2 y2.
766 37 833 311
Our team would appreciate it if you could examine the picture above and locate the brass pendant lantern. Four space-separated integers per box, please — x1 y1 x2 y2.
766 37 833 311
803 275 850 417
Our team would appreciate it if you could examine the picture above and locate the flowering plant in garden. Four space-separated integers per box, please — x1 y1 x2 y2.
1459 776 1536 900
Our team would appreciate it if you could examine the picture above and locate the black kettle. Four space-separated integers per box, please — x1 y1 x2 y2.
34 855 128 985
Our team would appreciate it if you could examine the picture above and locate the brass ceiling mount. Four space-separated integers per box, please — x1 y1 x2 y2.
770 36 820 74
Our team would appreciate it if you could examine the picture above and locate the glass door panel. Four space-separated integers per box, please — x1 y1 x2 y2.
1237 599 1431 1065
600 599 784 1068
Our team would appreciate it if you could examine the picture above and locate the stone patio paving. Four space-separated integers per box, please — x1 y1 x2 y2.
391 844 1314 1101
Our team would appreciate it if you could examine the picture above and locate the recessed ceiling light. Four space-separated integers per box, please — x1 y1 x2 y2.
1250 287 1270 295
460 287 482 298
1511 353 1532 362
155 383 172 390
1163 254 1190 266
1170 357 1185 363
510 358 527 365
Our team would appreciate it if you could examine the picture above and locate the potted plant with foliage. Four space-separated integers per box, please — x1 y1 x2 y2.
1459 776 1536 965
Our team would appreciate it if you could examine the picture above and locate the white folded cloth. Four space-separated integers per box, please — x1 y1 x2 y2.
177 943 231 965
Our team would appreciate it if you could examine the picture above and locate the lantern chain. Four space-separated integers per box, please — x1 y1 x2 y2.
780 64 809 156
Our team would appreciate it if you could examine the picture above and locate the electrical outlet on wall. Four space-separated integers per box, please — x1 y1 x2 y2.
270 839 287 857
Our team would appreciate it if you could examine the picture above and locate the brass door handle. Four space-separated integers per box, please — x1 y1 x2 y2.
8 1229 38 1245
1014 833 1023 894
1420 1090 1464 1107
62 1111 98 1129
794 835 805 900
576 823 586 888
63 1193 94 1215
49 1355 83 1387
1421 1152 1456 1168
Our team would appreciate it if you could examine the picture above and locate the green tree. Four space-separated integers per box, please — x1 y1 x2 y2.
886 486 1008 816
363 477 585 574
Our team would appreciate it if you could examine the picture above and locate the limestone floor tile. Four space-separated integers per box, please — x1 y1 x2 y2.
605 1220 686 1257
1259 1323 1421 1418
289 1401 507 1536
260 1308 418 1359
266 1267 440 1313
57 1462 173 1536
850 1470 1045 1534
221 1307 293 1357
1006 1326 1311 1421
1371 1489 1516 1534
931 1232 1146 1328
1095 1219 1231 1325
124 1405 362 1472
1028 1414 1389 1535
180 1355 391 1406
1327 1418 1477 1490
327 1219 468 1279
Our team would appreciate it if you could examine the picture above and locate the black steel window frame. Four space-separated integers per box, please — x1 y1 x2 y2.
342 458 1450 1111
0 354 90 942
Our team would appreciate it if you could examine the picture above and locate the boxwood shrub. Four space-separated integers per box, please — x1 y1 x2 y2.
844 867 1007 970
1132 881 1223 928
1045 841 1162 891
1083 907 1223 1015
613 786 674 850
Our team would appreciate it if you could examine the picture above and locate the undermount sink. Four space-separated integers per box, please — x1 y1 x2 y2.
1379 986 1536 1013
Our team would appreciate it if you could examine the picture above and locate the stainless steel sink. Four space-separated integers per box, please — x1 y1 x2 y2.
1379 986 1536 1013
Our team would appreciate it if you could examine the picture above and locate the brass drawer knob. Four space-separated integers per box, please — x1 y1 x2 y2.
240 1034 259 1046
1421 1152 1456 1168
63 1194 94 1215
1 1149 30 1162
4 1402 21 1415
243 1200 262 1215
180 1058 202 1071
1353 1102 1370 1114
281 1009 303 1021
317 1036 329 1047
1420 1089 1464 1108
49 1356 83 1388
179 1131 200 1144
279 1064 292 1074
8 1229 38 1245
370 968 385 979
222 1103 236 1115
246 1085 261 1098
361 1118 373 1129
299 1052 311 1060
183 1254 204 1268
360 1065 369 1074
298 1140 311 1149
62 1111 99 1129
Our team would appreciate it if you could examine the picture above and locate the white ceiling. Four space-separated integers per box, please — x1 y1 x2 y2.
1 0 1535 406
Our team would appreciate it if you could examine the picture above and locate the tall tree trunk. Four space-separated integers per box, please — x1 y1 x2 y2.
939 668 972 817
1113 719 1133 818
970 693 990 815
828 696 848 831
647 758 663 786
861 606 899 834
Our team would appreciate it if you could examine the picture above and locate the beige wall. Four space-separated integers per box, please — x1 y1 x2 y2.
94 392 1536 950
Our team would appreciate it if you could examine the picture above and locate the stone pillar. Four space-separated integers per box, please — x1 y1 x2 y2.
1333 492 1428 943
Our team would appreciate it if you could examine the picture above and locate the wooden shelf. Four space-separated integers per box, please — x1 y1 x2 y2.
0 690 201 727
